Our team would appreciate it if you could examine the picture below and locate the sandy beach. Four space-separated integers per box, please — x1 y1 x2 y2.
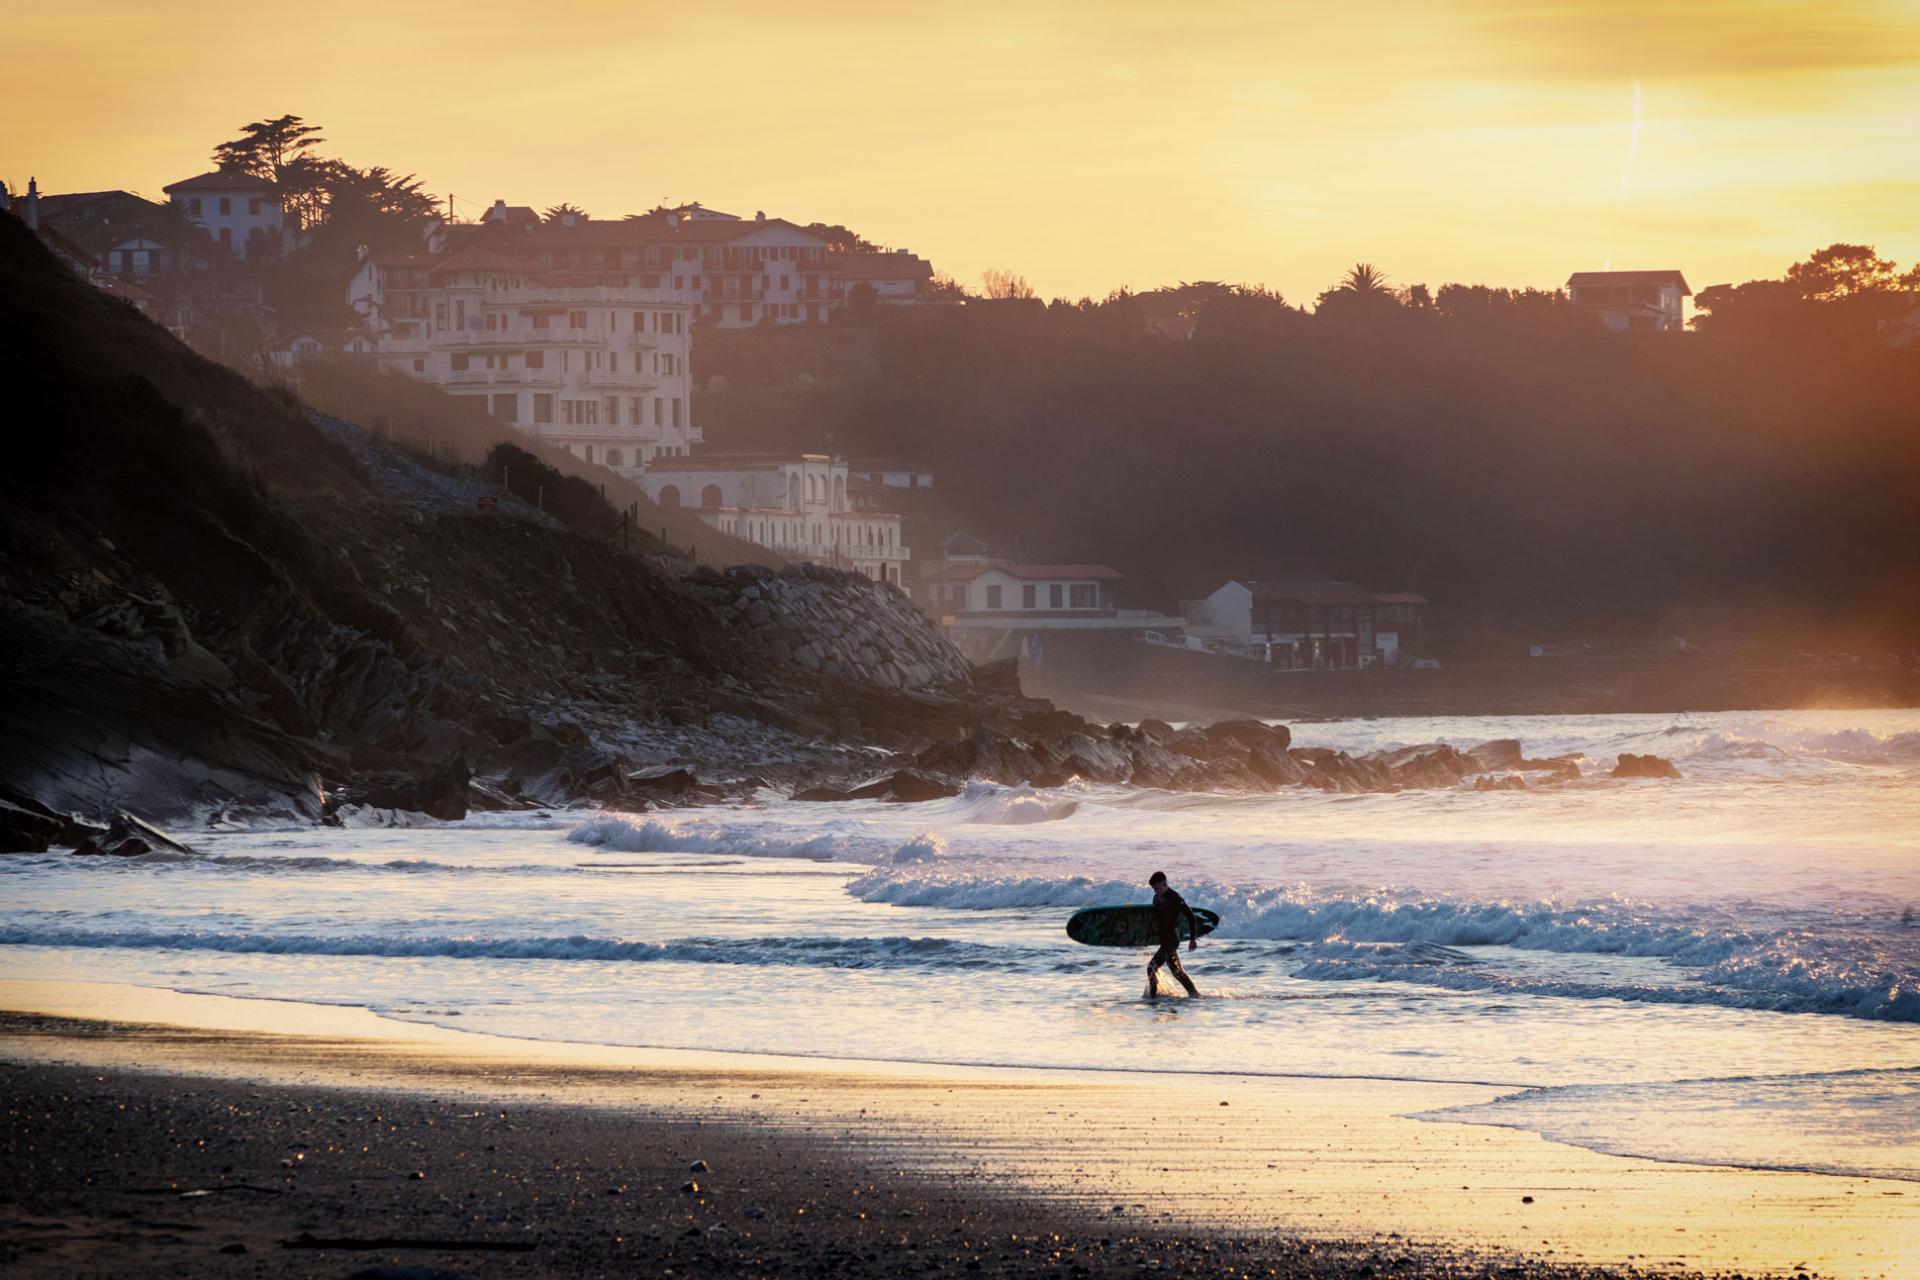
2 980 1914 1279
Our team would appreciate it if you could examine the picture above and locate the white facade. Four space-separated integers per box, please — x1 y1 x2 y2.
1182 580 1253 644
924 565 1123 618
163 172 283 260
639 453 909 584
1566 271 1690 333
350 249 701 473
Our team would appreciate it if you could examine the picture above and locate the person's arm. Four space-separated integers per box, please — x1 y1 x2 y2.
1182 896 1200 950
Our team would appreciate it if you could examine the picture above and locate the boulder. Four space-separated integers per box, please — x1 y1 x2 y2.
1135 720 1175 743
1202 719 1292 753
1374 743 1476 789
0 798 62 852
1162 729 1217 761
626 767 726 805
1247 740 1308 787
336 758 471 820
1466 739 1524 772
843 770 963 803
73 811 196 857
1613 753 1681 779
1473 774 1529 791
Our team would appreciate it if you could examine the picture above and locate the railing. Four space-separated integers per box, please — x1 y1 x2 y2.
528 425 662 442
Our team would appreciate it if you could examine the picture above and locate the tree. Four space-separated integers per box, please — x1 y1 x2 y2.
927 273 968 302
804 222 878 253
544 202 589 223
1785 243 1903 300
213 114 325 182
980 268 1036 300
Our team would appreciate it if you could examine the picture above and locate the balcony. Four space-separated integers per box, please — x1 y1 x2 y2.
527 424 660 443
582 370 660 388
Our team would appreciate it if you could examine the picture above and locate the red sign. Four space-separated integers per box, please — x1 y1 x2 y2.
477 495 498 512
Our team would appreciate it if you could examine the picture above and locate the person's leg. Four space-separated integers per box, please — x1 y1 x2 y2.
1165 950 1200 996
1146 946 1170 997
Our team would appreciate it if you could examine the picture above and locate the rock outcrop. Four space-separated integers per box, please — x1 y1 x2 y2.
1613 753 1682 779
682 563 971 692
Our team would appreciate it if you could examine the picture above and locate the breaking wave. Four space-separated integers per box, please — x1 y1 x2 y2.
846 870 1920 1021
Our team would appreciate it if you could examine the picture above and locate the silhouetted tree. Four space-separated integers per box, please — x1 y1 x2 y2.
543 203 589 223
980 268 1036 300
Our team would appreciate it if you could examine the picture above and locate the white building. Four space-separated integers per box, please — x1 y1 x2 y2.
348 245 701 472
638 453 909 583
162 170 282 260
1566 270 1690 333
848 458 934 491
834 250 935 306
919 561 1186 660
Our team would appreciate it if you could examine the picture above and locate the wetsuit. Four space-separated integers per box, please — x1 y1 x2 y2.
1147 886 1201 996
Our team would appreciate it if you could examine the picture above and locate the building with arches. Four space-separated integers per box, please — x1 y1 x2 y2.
348 245 701 475
639 453 909 584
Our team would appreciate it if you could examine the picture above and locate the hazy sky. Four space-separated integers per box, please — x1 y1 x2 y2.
6 0 1918 302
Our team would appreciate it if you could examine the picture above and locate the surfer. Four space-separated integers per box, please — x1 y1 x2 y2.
1146 870 1201 997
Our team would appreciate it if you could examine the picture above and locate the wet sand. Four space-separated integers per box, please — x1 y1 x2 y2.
2 980 1915 1278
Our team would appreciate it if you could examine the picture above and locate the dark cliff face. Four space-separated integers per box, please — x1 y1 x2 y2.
0 216 964 821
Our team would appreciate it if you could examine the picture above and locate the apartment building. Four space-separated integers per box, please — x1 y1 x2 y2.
348 245 701 471
638 453 910 584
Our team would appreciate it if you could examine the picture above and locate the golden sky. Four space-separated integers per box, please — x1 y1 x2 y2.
6 0 1918 302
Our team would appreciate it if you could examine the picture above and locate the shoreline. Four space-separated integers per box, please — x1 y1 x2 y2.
4 981 1917 1278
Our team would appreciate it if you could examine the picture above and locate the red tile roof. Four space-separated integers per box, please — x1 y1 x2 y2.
833 251 932 282
1247 581 1381 605
164 170 274 194
1566 270 1691 295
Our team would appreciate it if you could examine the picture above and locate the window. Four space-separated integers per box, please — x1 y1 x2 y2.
412 358 424 372
525 350 543 369
1049 584 1064 608
188 198 201 215
670 398 682 429
533 394 554 425
532 312 550 330
451 353 469 371
249 198 262 215
1022 585 1036 609
985 585 1003 610
569 311 586 329
1070 584 1097 608
219 197 231 215
629 397 642 425
490 394 516 422
585 445 595 463
607 449 623 467
455 300 466 329
653 397 664 425
606 397 619 423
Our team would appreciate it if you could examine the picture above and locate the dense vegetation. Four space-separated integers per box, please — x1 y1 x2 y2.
699 252 1920 650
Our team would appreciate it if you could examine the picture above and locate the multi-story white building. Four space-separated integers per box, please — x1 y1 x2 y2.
1566 270 1690 333
162 170 282 260
348 245 701 471
638 453 909 584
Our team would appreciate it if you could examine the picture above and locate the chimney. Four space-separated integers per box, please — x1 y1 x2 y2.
755 210 766 222
26 176 39 231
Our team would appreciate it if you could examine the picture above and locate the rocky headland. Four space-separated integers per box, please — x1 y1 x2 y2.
0 214 1662 853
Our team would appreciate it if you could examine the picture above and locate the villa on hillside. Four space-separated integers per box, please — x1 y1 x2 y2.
348 245 702 472
162 169 283 260
637 452 909 585
1566 270 1690 333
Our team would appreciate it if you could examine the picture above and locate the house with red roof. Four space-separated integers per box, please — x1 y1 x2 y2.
1566 270 1690 333
162 169 282 260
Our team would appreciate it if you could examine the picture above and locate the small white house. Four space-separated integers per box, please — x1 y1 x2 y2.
163 170 282 260
1566 270 1690 333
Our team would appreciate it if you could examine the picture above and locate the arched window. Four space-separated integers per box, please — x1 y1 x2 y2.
658 484 682 510
700 484 723 508
606 448 624 467
786 472 801 510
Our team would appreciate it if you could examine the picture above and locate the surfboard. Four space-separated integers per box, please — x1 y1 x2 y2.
1066 904 1220 947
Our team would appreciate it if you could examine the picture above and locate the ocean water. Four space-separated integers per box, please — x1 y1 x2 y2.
4 709 1917 1181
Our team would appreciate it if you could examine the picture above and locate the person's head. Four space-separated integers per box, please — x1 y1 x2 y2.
1148 870 1168 891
